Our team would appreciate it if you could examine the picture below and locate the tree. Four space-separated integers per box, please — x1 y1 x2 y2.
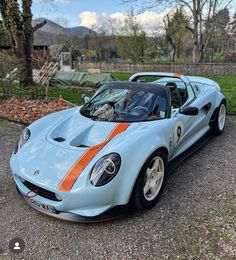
163 9 191 62
206 8 230 61
0 52 21 94
225 11 236 62
123 0 233 63
117 11 148 62
0 0 47 86
0 20 9 46
163 14 176 62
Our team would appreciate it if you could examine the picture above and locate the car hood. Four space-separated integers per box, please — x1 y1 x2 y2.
15 109 138 191
45 109 122 149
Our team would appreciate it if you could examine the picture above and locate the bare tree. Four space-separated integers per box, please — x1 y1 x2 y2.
163 8 191 62
122 0 233 62
163 15 176 62
117 10 148 62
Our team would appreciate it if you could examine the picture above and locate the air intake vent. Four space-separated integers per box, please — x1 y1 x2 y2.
54 137 65 142
21 180 62 201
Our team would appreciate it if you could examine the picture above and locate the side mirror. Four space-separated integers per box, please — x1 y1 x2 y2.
81 94 90 103
179 106 198 116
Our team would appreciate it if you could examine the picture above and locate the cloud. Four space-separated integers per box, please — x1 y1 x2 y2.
79 8 181 35
80 12 99 29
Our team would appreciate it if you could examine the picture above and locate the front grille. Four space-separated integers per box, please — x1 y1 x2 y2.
21 180 62 202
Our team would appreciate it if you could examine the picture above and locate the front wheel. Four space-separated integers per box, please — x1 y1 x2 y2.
131 150 167 209
210 101 226 136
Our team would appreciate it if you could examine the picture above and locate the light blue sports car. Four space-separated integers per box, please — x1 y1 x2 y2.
10 72 226 222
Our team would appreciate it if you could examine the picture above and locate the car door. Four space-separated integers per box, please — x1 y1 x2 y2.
169 84 200 160
169 111 196 159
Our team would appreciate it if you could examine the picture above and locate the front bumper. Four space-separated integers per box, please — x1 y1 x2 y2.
16 186 128 223
10 150 130 221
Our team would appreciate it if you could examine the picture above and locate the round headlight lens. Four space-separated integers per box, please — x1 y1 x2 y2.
17 128 31 151
90 153 121 186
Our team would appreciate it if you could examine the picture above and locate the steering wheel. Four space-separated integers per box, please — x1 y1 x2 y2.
130 106 149 115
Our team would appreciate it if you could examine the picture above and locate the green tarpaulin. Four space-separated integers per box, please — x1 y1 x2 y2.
49 71 118 89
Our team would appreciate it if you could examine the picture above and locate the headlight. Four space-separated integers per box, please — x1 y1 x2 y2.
90 153 121 186
14 128 31 153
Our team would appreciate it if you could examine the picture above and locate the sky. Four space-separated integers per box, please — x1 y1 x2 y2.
32 0 173 35
32 0 236 35
33 0 130 27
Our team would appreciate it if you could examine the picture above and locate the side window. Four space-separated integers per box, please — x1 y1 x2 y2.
181 84 195 107
171 84 195 117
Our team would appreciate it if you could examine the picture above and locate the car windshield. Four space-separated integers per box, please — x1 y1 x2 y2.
80 83 168 122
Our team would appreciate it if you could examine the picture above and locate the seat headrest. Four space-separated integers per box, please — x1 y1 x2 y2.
166 82 177 89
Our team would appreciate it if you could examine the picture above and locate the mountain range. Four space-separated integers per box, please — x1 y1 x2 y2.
33 18 96 45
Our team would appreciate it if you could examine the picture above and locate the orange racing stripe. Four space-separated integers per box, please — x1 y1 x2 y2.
58 123 130 192
173 73 181 78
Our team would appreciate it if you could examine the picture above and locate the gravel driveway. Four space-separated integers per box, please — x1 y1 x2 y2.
0 117 235 259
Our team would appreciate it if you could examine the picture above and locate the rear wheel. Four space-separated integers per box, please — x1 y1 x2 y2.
210 101 226 136
131 150 167 209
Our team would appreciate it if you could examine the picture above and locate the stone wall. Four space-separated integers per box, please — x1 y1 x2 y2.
77 62 236 75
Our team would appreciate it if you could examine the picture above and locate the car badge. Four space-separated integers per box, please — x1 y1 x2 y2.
34 170 40 176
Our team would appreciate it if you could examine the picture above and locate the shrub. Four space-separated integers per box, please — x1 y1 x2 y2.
212 52 226 62
0 51 21 95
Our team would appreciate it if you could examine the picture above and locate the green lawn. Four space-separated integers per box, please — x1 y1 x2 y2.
113 72 133 81
0 72 235 113
209 76 236 114
113 72 236 113
0 84 94 106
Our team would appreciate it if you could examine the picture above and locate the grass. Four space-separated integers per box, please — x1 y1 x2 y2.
208 76 236 114
113 72 133 81
0 72 235 113
0 84 94 106
45 87 94 105
113 72 236 113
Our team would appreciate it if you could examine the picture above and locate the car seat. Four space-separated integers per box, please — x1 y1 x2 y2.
166 82 182 108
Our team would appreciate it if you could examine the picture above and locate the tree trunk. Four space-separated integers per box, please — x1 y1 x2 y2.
169 45 176 62
172 47 176 62
192 21 200 63
176 42 181 59
22 32 34 86
21 0 34 86
199 44 205 62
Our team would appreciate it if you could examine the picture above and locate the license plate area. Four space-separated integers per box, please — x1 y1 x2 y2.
29 199 57 214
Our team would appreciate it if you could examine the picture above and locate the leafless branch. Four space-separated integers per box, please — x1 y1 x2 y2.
33 19 47 32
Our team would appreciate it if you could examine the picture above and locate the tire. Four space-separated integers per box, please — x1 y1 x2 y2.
131 149 167 209
210 101 226 136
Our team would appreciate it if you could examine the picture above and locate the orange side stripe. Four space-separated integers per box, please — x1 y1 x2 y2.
58 123 130 192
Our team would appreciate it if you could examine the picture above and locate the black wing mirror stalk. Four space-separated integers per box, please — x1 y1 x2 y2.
81 94 91 103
